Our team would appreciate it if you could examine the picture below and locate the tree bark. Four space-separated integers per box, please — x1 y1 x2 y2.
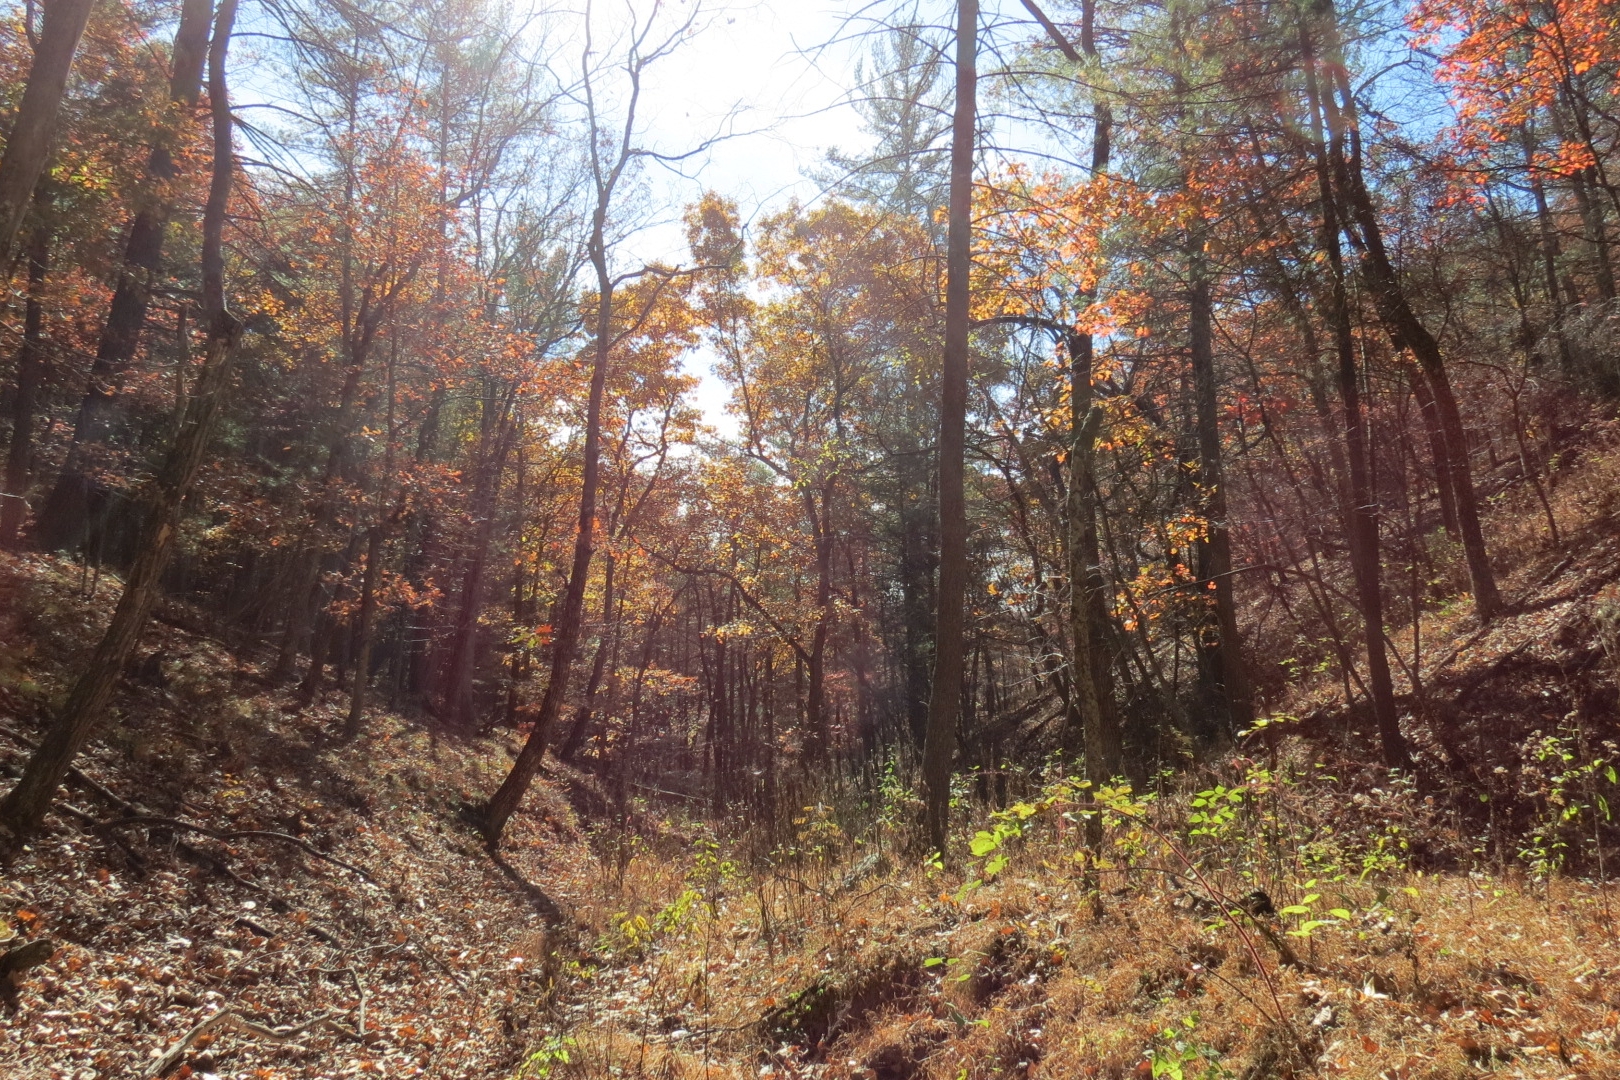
342 526 384 740
1404 358 1459 538
1188 236 1254 734
802 487 835 764
2 214 52 546
1066 332 1115 796
0 0 243 840
921 0 976 858
1070 0 1120 816
0 0 96 261
442 385 517 727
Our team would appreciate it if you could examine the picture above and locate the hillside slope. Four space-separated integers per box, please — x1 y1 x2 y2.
0 552 608 1078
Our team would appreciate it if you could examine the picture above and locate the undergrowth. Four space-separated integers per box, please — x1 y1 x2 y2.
530 750 1620 1080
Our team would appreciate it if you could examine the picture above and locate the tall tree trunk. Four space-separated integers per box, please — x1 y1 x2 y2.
1302 11 1410 769
1067 0 1120 818
921 0 976 857
0 0 243 839
802 488 834 764
559 553 614 762
343 525 383 740
1569 166 1616 302
1319 31 1500 621
275 296 385 685
1066 329 1114 796
1188 235 1254 734
36 0 214 552
0 0 96 261
898 451 934 748
1404 358 1459 538
442 387 516 727
483 23 646 837
2 214 52 546
1522 124 1572 369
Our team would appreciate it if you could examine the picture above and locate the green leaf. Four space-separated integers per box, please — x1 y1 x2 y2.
924 957 945 968
969 831 1000 857
1329 908 1352 920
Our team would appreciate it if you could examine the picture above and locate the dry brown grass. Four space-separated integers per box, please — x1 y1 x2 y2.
534 769 1620 1080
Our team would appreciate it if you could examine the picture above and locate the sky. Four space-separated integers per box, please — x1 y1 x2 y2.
595 0 886 435
625 1 873 262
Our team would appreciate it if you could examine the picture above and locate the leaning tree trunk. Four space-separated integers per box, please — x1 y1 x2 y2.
482 173 620 845
35 0 213 552
1302 10 1411 770
921 0 977 858
0 0 243 840
0 0 96 261
1319 15 1500 622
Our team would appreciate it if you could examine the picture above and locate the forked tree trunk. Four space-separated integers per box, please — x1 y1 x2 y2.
0 0 243 840
1319 28 1500 622
921 0 977 857
1302 11 1410 770
484 73 631 841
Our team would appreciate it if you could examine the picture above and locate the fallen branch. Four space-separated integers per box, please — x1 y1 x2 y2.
142 1007 349 1078
167 839 344 946
0 725 141 814
350 966 368 1040
99 814 379 885
400 923 469 993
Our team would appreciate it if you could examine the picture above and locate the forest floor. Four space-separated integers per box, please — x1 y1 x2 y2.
0 550 618 1079
2 425 1620 1080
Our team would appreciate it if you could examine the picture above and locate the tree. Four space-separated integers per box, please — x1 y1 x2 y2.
482 0 706 845
0 0 96 259
1300 0 1411 768
0 0 245 840
921 0 976 858
1 207 51 546
35 0 214 553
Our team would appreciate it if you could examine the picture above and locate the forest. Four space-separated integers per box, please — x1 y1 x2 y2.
1 0 1619 1076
